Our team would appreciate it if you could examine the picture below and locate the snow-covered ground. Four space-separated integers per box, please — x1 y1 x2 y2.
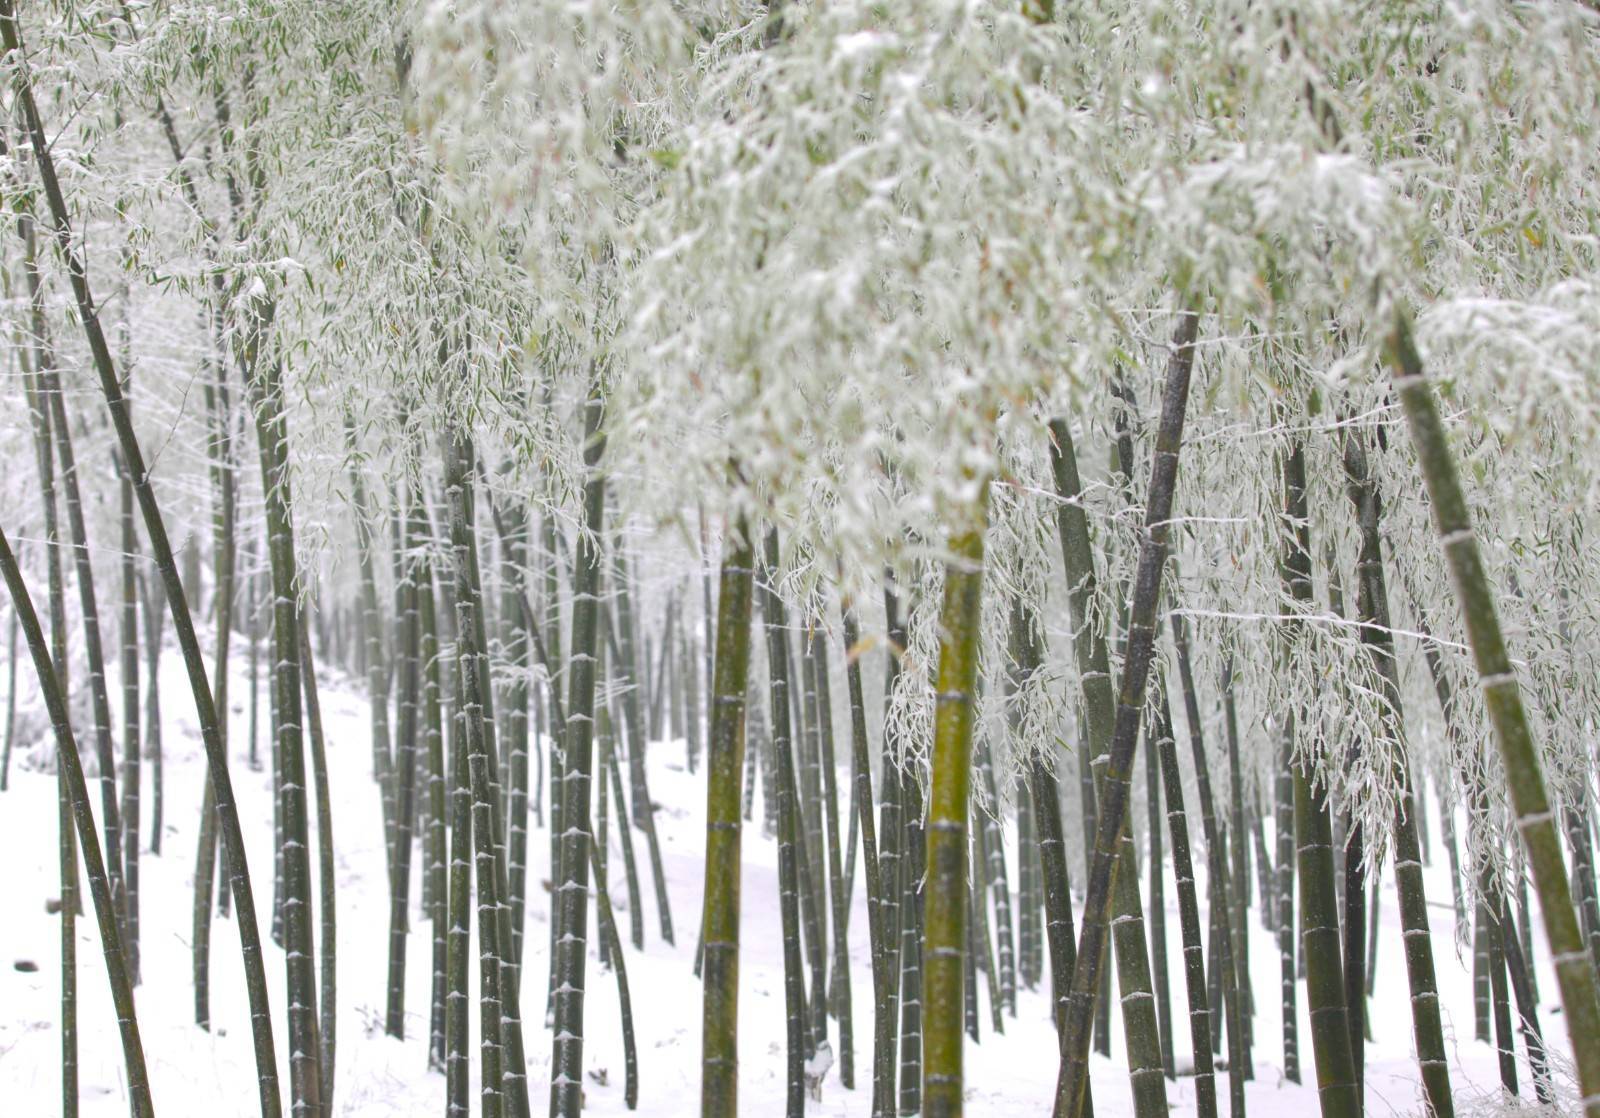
0 647 1577 1115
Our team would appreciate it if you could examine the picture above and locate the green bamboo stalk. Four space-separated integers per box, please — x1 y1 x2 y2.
445 577 473 1117
550 388 607 1118
421 538 449 1070
1499 896 1554 1103
445 429 506 1118
1056 308 1197 1118
1487 878 1518 1094
1341 425 1451 1115
900 750 927 1115
500 500 532 981
878 581 906 1115
1386 309 1600 1115
118 406 141 984
975 709 1018 1021
1009 600 1080 1050
298 625 337 1111
1275 438 1303 1087
797 627 832 1049
760 527 811 1116
589 836 639 1109
702 520 755 1118
614 547 676 944
1046 413 1168 1098
387 486 423 1039
19 324 77 1116
604 696 647 951
1220 653 1253 1075
1146 690 1173 1080
34 297 131 959
813 627 856 1082
1280 428 1359 1118
1152 678 1216 1118
842 599 893 1116
346 418 398 885
243 309 322 1117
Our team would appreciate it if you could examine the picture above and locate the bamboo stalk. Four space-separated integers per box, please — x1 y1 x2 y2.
1386 308 1600 1115
1056 309 1197 1118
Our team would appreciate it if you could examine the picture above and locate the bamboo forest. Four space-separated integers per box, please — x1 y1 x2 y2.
9 2 1600 1117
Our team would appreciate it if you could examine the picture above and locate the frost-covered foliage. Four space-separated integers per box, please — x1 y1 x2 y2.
7 0 1600 975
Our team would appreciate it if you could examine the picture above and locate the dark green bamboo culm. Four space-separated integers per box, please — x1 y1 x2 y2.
420 537 449 1071
19 322 78 1117
1499 897 1554 1103
1388 309 1600 1115
922 501 989 1118
899 750 927 1115
117 398 141 984
1 14 284 1108
1045 411 1167 1117
445 429 507 1118
1341 424 1451 1115
1146 691 1173 1080
877 581 907 1116
1220 653 1254 1077
1055 308 1197 1118
298 625 337 1110
701 518 755 1118
549 388 606 1118
1275 435 1302 1087
975 705 1018 1021
759 528 811 1117
1010 598 1094 1118
1 526 152 1117
1486 875 1518 1094
614 548 676 945
842 600 892 1116
500 498 532 984
346 419 398 888
32 275 131 962
788 622 830 1056
1152 676 1216 1118
812 628 856 1083
1279 426 1359 1118
602 681 647 951
589 837 639 1109
386 486 422 1040
243 299 323 1116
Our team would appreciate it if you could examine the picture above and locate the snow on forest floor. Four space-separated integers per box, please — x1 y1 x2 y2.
0 647 1581 1116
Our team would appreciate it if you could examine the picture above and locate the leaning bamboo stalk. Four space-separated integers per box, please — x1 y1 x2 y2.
1 526 152 1117
1046 413 1167 1109
1055 308 1198 1118
1386 309 1600 1114
1341 424 1452 1115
